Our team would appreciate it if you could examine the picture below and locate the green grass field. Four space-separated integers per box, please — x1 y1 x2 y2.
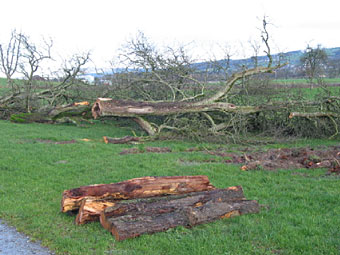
271 77 340 85
0 120 339 255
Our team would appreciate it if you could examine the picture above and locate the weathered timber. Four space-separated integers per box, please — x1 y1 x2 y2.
76 186 244 225
289 111 340 118
61 175 215 213
91 98 258 119
10 101 92 124
103 136 141 144
99 187 259 241
75 198 116 225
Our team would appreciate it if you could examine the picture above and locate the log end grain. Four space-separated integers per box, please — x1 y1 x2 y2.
75 199 116 225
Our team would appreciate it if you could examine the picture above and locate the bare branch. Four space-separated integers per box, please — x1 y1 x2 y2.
0 30 22 91
260 16 273 68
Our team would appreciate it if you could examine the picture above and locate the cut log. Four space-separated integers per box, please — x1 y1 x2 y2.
77 186 244 225
99 186 259 241
61 175 215 213
103 136 141 144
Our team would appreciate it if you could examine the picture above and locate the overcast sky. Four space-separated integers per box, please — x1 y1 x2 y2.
1 0 340 69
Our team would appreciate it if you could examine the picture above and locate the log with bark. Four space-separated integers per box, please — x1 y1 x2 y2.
76 186 243 225
103 136 141 144
99 186 259 241
61 175 215 213
10 101 92 124
289 112 340 118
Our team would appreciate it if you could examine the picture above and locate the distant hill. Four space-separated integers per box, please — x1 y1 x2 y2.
192 47 340 77
85 47 340 81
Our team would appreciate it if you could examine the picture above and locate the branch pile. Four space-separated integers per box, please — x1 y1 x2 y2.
61 176 259 241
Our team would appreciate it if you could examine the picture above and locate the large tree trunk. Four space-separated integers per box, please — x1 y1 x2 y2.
91 98 258 119
61 175 215 213
99 186 259 241
10 101 92 123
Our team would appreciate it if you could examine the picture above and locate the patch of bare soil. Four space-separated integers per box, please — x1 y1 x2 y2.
120 147 172 155
206 146 340 173
36 139 76 144
121 145 340 174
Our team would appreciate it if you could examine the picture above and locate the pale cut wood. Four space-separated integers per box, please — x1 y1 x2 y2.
75 198 115 225
103 136 141 144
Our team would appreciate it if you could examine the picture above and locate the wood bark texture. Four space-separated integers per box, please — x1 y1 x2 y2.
99 186 259 241
76 186 243 225
92 99 258 119
61 175 215 213
103 136 141 144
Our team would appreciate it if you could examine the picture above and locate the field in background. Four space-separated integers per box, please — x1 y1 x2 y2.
0 120 339 255
271 77 340 85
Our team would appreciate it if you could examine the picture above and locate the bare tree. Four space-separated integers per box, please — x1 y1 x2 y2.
19 34 53 112
0 30 22 93
33 51 91 109
300 44 328 88
118 31 204 102
0 29 91 119
249 39 261 68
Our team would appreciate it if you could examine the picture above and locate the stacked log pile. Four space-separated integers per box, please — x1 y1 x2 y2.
61 176 260 241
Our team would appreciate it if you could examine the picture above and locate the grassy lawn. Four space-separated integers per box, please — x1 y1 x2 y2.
288 86 340 101
0 120 339 255
272 77 340 85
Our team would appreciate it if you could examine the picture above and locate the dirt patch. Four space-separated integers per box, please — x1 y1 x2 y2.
205 146 340 173
120 147 172 155
327 165 340 175
121 145 340 174
36 139 76 145
178 158 222 166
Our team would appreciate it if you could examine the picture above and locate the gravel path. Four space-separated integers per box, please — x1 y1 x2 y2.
0 219 53 255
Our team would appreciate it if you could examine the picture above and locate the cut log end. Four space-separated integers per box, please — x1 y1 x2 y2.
92 102 101 119
75 199 115 225
74 101 90 106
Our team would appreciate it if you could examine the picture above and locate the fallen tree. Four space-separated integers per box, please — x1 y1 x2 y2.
91 18 339 139
0 32 92 119
91 65 285 135
88 18 291 137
